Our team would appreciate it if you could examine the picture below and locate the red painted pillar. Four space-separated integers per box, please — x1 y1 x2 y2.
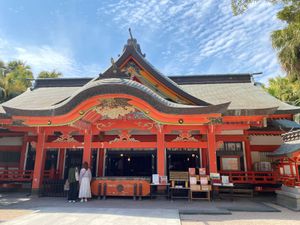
207 125 217 173
244 138 252 171
32 129 46 194
83 130 92 166
19 135 28 170
97 149 104 177
57 148 65 179
157 125 165 176
201 148 207 169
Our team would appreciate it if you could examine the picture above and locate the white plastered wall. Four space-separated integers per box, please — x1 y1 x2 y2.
250 135 283 146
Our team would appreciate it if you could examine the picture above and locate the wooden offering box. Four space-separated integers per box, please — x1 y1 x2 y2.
91 177 151 199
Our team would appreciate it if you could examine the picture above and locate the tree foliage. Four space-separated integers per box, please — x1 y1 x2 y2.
0 60 33 102
38 70 62 78
231 0 292 15
271 2 300 81
0 60 64 103
265 76 300 105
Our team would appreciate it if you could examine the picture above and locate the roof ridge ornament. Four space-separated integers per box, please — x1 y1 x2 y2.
129 28 134 40
111 57 118 74
123 28 146 57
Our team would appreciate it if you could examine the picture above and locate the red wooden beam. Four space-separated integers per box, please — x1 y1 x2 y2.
245 130 284 135
216 135 248 142
0 146 21 151
216 124 250 132
165 141 207 148
251 145 280 152
267 114 293 120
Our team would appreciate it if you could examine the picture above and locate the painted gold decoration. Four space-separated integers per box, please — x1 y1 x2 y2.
95 98 136 119
134 121 155 130
208 117 222 124
109 130 140 143
96 121 115 130
172 131 198 142
53 134 78 143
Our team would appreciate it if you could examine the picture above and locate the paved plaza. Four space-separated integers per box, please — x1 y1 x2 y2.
0 193 300 225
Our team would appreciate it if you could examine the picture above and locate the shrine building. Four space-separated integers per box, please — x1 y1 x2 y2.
1 33 300 196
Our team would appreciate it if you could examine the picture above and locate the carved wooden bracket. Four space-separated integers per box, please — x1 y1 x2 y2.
53 134 78 143
172 131 198 142
109 130 140 143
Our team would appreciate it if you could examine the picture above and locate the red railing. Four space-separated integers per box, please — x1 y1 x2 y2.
0 170 33 182
0 169 61 182
219 171 279 184
277 175 300 187
43 169 61 179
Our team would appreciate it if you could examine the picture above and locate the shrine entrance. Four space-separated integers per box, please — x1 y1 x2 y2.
167 149 201 176
63 149 83 180
105 149 156 177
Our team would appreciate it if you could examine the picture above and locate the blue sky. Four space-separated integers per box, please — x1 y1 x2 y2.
0 0 284 83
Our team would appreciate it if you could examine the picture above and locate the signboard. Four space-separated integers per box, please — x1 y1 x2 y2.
221 157 240 171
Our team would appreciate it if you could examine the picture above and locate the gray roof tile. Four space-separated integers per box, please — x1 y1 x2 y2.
179 83 300 112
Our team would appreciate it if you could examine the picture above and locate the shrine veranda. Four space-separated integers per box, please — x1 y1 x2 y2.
0 35 300 197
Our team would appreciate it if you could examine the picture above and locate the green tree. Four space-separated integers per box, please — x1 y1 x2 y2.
271 3 300 81
231 0 292 15
265 76 300 105
0 60 33 102
232 0 300 81
38 70 62 78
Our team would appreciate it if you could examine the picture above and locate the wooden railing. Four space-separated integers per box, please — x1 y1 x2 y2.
43 169 61 179
0 170 33 182
0 169 61 182
277 175 300 187
220 171 279 184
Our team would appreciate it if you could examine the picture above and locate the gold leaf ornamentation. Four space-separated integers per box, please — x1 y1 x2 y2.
172 131 198 142
53 134 77 143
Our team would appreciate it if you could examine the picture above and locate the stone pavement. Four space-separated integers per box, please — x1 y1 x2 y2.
0 193 298 225
181 203 300 225
1 208 180 225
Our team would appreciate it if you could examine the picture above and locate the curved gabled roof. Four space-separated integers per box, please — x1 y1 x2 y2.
2 78 229 117
99 39 210 106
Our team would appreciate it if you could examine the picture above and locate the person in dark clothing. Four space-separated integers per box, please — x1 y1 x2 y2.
67 163 79 202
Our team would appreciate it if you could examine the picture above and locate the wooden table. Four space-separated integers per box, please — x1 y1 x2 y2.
189 189 211 201
150 183 170 199
169 187 190 200
212 183 234 201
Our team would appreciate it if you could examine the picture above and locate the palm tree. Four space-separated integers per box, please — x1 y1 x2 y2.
266 76 300 106
38 70 62 78
271 3 300 81
0 60 33 102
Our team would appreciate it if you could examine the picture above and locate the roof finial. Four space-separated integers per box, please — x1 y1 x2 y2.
129 28 133 40
111 57 118 74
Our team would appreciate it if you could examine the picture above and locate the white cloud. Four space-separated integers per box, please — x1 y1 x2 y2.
0 37 99 78
98 0 285 83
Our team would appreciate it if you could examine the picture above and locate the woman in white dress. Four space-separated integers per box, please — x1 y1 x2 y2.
79 161 92 202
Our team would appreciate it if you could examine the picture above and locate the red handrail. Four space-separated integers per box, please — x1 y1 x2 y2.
0 169 60 182
0 170 33 182
219 171 279 184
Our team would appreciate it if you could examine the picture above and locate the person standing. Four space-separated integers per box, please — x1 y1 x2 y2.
79 161 92 202
67 163 79 202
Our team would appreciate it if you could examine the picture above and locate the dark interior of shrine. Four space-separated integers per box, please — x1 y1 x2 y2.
105 149 156 177
167 149 200 175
